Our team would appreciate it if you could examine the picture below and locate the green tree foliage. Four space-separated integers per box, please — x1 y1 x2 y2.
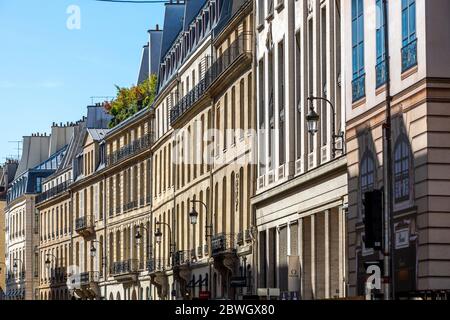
104 74 157 128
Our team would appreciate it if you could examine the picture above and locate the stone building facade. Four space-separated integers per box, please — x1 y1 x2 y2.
343 0 450 297
149 0 255 300
252 0 348 300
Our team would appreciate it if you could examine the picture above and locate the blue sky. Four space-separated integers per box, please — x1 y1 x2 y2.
0 0 165 161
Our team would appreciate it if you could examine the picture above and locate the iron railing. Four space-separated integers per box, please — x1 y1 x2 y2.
107 133 153 167
375 60 387 88
75 215 92 232
80 271 100 285
402 39 417 72
173 250 191 266
170 32 252 125
352 73 366 102
36 180 72 204
147 258 170 273
111 259 139 276
211 233 236 256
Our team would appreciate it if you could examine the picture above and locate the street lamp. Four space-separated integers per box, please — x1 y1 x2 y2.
189 200 212 236
13 258 23 272
90 240 102 258
154 221 176 266
190 199 213 295
306 96 344 158
154 228 162 244
189 207 198 225
306 107 320 134
44 254 57 270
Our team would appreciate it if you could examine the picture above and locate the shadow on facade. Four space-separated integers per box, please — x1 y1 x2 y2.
350 115 422 298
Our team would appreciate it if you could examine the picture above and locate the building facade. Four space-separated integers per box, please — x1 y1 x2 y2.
4 127 73 300
343 0 450 297
36 119 85 300
149 0 255 300
252 0 348 300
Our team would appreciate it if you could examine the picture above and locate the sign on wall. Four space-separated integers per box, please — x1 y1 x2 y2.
288 255 300 293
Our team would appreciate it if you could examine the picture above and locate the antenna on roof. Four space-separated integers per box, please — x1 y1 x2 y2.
8 141 22 160
90 96 114 105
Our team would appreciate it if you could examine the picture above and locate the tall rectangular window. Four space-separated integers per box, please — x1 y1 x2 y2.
321 7 328 146
352 0 365 102
278 39 285 165
401 0 417 72
258 0 265 26
258 58 266 176
268 49 275 170
308 19 314 154
295 31 302 160
376 0 387 88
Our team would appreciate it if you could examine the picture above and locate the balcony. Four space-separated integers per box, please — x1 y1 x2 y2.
207 32 252 87
107 133 153 167
36 180 72 205
173 250 191 267
75 271 101 299
75 215 94 237
80 271 100 287
147 258 170 274
402 39 417 73
123 200 138 212
111 259 139 282
352 73 366 102
170 32 252 125
49 267 67 286
211 233 236 257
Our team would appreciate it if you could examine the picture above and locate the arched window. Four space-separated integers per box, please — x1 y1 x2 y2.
116 292 121 300
360 151 375 217
360 151 375 193
394 136 411 202
109 292 114 300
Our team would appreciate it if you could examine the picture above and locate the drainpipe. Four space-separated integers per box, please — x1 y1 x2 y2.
382 0 395 300
251 0 258 298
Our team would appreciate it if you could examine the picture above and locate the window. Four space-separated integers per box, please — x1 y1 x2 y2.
321 7 328 146
375 0 387 87
36 177 42 193
258 58 266 176
352 0 365 102
401 0 417 72
258 0 265 26
267 0 274 17
295 31 301 160
268 49 275 170
394 137 410 202
360 151 375 216
278 39 285 165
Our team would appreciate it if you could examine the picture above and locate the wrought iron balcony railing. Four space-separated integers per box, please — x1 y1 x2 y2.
211 233 236 256
352 73 366 102
376 60 387 88
107 133 153 167
110 259 139 276
75 215 93 232
402 39 417 73
36 180 73 204
173 250 191 267
147 258 170 273
79 271 100 286
170 32 252 125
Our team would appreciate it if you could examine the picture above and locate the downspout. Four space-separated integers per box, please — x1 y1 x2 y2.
251 0 258 297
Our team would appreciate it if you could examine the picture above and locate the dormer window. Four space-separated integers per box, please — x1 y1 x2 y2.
99 142 106 165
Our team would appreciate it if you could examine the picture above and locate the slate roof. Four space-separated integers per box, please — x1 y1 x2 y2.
183 0 208 31
160 2 186 62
